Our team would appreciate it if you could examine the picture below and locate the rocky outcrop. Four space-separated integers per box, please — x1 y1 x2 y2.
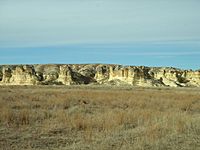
0 64 199 87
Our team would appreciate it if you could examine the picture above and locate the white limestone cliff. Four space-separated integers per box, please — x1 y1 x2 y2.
0 64 199 87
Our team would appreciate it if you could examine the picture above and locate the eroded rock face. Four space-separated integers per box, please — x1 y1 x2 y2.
57 65 73 85
11 66 38 85
95 65 110 83
0 64 199 87
184 71 200 87
2 67 12 83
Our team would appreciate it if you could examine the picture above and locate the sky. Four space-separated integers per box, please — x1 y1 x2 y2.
0 0 200 69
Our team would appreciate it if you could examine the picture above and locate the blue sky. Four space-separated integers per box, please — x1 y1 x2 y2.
0 0 200 69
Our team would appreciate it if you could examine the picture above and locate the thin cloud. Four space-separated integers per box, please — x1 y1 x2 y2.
87 51 200 57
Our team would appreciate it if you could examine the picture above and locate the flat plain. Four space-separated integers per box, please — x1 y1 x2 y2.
0 85 200 150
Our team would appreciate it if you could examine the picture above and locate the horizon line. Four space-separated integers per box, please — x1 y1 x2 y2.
0 63 199 71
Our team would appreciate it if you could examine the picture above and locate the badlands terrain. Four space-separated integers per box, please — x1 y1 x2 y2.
0 64 200 87
0 64 200 150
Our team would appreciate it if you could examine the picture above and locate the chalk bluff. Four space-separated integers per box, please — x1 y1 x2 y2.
0 64 200 87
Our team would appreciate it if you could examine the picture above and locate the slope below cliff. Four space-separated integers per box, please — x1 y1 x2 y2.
0 64 199 87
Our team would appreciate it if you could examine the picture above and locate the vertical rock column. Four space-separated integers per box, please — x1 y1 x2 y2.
57 65 73 85
1 67 12 83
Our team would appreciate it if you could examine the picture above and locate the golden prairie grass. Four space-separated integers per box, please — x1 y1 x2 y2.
0 86 199 150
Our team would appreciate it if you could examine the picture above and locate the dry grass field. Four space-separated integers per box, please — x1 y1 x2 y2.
0 85 200 150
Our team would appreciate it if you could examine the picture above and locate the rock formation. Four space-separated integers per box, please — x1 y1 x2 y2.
0 64 199 87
